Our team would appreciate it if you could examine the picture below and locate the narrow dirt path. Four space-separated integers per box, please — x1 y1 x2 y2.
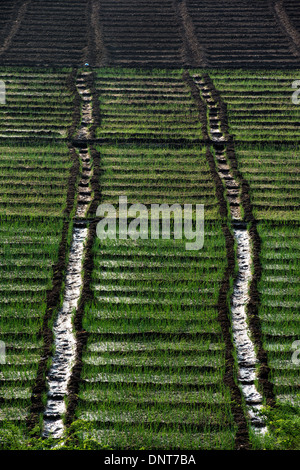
0 0 30 56
174 0 207 67
43 72 94 438
74 72 94 217
193 74 268 433
270 0 300 57
84 0 108 66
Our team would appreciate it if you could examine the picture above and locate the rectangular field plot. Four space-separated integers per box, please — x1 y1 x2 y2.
232 147 300 221
97 0 182 67
0 69 73 139
258 223 300 411
187 1 299 68
0 144 74 217
96 144 220 221
76 225 236 449
209 70 300 143
0 216 64 435
0 1 89 66
95 70 204 142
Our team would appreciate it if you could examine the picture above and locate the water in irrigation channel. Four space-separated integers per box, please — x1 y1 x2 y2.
43 73 93 438
194 75 267 433
43 227 88 438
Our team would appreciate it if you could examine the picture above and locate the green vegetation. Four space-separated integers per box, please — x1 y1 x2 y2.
0 216 64 436
95 69 203 141
0 144 73 216
95 144 219 219
258 224 300 411
208 70 300 449
209 70 300 143
77 228 236 449
73 68 236 449
0 68 73 139
0 68 299 450
233 147 299 221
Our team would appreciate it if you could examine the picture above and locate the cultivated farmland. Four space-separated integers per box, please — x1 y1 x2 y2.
0 0 300 453
0 1 300 67
0 217 65 436
0 66 299 450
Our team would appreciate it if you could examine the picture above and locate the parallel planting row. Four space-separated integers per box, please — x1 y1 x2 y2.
209 70 300 439
97 0 182 67
210 70 300 144
78 231 235 449
0 1 300 67
186 0 300 68
0 68 299 449
0 0 89 66
0 68 77 442
95 69 204 143
0 69 73 139
75 69 237 449
0 145 72 216
258 224 300 411
0 217 64 437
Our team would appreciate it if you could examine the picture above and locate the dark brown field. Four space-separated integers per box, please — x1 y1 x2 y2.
0 0 300 67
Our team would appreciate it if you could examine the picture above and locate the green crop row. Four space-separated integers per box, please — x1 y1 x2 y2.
0 144 74 217
94 144 220 220
95 70 203 141
258 223 300 402
76 223 236 449
231 147 300 221
0 216 64 438
208 70 300 143
0 69 73 139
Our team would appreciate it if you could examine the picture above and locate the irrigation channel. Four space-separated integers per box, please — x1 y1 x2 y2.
194 75 267 433
43 72 93 438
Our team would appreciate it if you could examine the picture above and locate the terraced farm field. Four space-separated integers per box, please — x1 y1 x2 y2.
0 217 65 437
186 0 300 68
207 71 300 448
0 1 300 452
0 1 300 67
0 67 299 450
0 69 74 140
0 0 89 66
77 230 236 450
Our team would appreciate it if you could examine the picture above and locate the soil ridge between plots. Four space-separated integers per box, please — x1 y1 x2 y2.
174 0 207 67
0 0 30 57
271 0 300 57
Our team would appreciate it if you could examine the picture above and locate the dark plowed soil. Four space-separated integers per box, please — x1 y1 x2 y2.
0 0 299 66
283 0 300 33
0 2 17 44
98 0 183 66
186 0 300 67
0 0 89 65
